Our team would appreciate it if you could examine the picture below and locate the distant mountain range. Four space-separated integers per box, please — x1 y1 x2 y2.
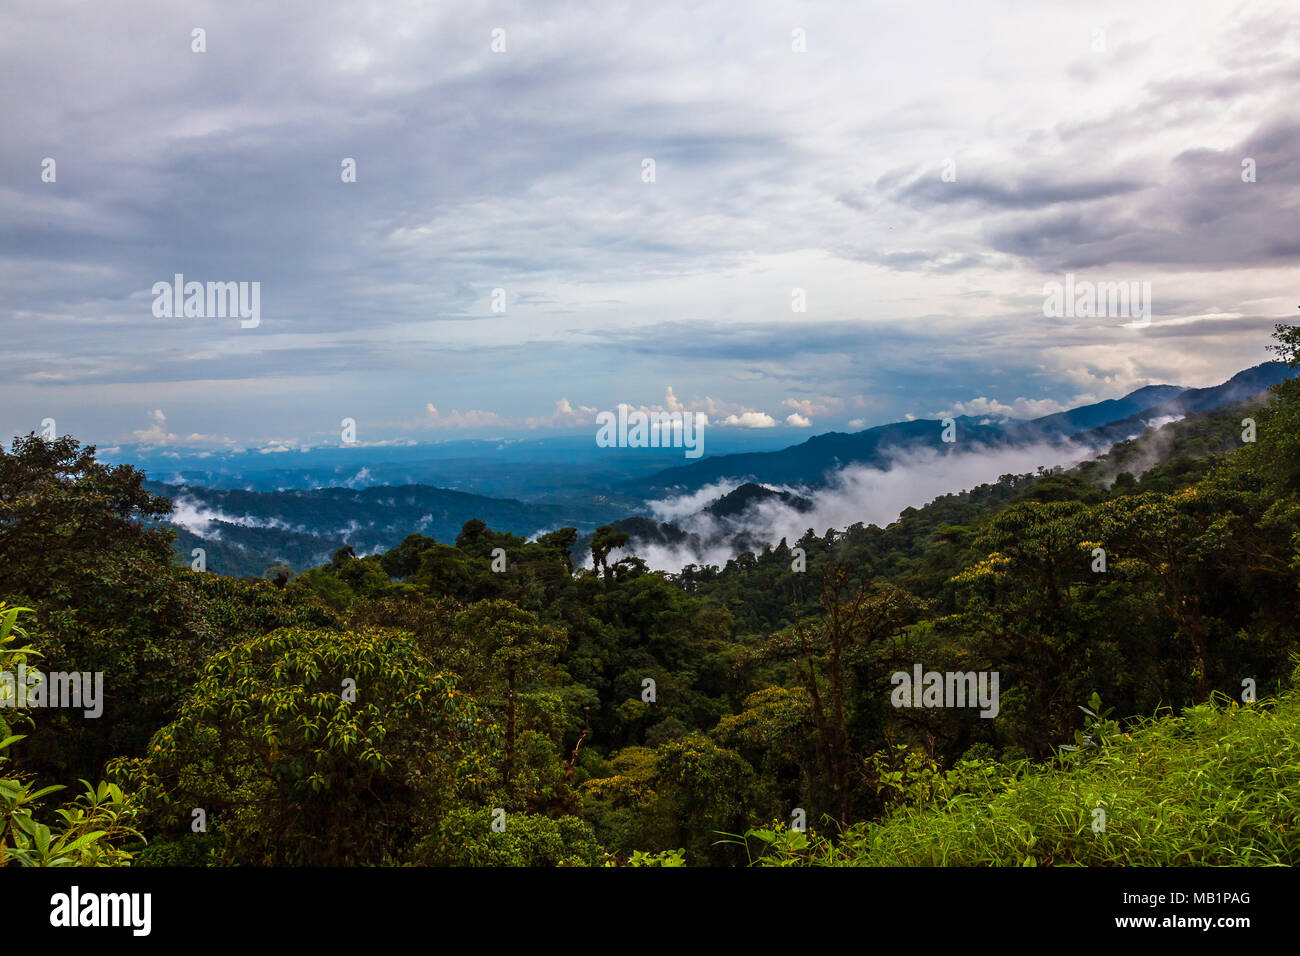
145 362 1296 577
148 481 627 578
1061 362 1293 448
110 432 792 502
627 362 1295 497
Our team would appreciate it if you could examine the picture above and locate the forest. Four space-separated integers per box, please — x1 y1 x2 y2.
2 326 1299 867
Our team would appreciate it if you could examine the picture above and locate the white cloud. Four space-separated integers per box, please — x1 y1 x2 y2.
606 387 784 431
131 423 175 445
425 404 508 429
935 396 1071 420
783 397 842 418
719 411 778 428
628 439 1107 572
525 397 599 428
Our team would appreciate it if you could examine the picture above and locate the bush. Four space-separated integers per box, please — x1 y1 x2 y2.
745 685 1300 866
111 625 492 865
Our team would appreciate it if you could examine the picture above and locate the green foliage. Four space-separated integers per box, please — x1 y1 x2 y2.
0 435 217 783
0 605 140 866
745 684 1300 866
189 573 342 640
112 625 491 865
590 525 631 579
414 807 603 866
581 734 756 865
622 847 685 867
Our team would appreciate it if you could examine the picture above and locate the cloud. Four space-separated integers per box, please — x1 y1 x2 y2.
785 412 812 427
259 438 308 454
647 480 745 523
985 119 1300 271
1 1 1293 446
425 404 508 429
131 423 176 445
935 396 1071 420
624 439 1106 572
525 397 600 428
129 408 175 445
890 171 1145 212
416 387 794 435
783 397 841 418
128 408 225 446
167 495 296 536
607 387 787 431
719 411 777 428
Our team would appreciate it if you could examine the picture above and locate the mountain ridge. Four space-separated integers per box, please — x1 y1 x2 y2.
146 361 1297 576
629 362 1296 496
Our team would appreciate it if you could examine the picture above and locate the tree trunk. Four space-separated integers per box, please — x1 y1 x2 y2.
503 665 517 795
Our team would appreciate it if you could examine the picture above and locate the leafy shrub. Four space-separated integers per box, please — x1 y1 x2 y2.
744 685 1300 866
0 604 140 866
112 625 492 865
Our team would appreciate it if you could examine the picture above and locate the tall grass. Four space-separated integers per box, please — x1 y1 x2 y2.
747 685 1300 866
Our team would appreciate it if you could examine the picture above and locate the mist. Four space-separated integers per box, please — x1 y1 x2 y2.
618 440 1106 573
167 495 295 537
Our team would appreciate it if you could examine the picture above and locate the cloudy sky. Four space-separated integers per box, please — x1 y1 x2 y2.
3 0 1298 452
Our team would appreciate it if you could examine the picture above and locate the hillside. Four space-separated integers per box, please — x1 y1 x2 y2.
604 393 1270 591
146 480 626 578
746 681 1300 866
630 362 1297 496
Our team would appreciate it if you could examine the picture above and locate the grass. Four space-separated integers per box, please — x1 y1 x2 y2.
746 684 1300 866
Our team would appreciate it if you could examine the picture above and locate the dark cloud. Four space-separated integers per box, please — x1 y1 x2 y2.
891 172 1145 211
986 119 1300 270
1 0 1296 447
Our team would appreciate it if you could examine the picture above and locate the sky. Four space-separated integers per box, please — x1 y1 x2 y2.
3 0 1298 454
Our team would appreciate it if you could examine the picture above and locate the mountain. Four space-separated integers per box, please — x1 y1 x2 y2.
605 389 1278 571
147 481 626 578
1023 384 1186 434
1129 362 1295 416
1065 363 1298 449
703 482 814 518
628 362 1296 497
627 417 1013 497
106 431 795 499
146 362 1297 577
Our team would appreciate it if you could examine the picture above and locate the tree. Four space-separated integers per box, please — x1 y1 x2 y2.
952 499 1135 756
0 435 215 783
0 434 173 568
1092 491 1224 700
792 570 923 824
379 533 436 579
535 528 578 574
590 526 630 580
454 600 564 801
112 624 490 865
